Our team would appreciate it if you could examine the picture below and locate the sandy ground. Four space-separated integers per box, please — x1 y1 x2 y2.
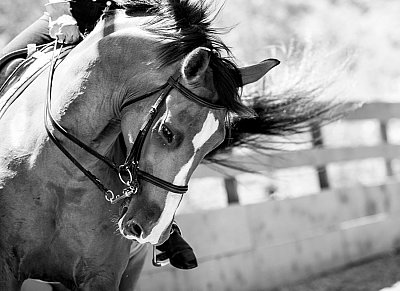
272 251 400 291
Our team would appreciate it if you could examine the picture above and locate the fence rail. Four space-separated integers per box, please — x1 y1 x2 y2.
193 102 400 198
195 144 400 174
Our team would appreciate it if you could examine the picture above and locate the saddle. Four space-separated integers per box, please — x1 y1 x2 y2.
0 44 73 119
0 43 71 91
0 48 26 87
0 44 47 91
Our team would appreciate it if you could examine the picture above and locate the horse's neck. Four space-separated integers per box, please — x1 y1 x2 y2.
0 12 166 159
44 13 175 161
50 40 123 152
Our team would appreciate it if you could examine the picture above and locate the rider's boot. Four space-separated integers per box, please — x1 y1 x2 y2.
155 222 198 269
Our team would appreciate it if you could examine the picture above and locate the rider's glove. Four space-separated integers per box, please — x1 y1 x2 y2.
45 0 80 44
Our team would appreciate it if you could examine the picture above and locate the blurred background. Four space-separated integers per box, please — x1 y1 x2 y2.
219 0 400 102
181 0 400 214
3 0 400 290
2 0 400 102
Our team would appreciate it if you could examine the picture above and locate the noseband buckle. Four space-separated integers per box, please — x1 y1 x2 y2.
118 163 139 186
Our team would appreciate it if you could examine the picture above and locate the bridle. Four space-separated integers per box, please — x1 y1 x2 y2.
45 42 226 204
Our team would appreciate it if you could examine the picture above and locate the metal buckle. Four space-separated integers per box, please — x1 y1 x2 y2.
118 164 134 186
105 165 140 204
104 184 139 204
108 181 139 204
104 190 115 203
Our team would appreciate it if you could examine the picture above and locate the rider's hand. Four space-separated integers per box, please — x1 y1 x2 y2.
45 1 81 44
48 15 80 44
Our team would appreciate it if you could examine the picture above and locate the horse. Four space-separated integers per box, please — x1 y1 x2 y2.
0 1 285 290
0 0 341 290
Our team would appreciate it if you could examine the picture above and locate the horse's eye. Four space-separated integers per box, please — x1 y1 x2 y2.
161 124 174 144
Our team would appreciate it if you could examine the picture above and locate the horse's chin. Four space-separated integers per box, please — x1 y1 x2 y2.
118 223 169 245
118 228 163 245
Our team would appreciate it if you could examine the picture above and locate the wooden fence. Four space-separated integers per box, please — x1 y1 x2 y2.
137 102 400 291
192 102 400 200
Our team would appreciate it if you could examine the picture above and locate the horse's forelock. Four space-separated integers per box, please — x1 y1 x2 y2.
121 0 249 116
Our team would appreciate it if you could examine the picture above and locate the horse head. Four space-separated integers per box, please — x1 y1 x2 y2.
33 3 279 246
116 44 279 244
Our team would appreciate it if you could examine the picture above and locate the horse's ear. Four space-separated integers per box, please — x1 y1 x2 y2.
181 47 211 84
240 58 280 86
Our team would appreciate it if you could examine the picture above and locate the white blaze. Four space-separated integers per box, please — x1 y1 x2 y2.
143 112 220 244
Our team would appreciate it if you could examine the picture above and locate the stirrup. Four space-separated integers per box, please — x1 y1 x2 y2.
152 245 170 267
152 223 180 267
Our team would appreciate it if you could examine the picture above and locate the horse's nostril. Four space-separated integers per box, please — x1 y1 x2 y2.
127 221 143 237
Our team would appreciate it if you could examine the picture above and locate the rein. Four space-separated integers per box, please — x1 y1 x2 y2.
45 41 225 204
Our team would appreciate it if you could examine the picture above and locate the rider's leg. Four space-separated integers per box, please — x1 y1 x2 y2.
1 14 52 57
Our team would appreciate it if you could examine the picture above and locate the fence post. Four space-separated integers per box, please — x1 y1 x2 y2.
379 120 393 176
224 177 239 204
311 124 330 189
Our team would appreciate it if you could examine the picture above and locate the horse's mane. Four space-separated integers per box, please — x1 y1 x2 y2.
206 43 353 167
121 0 249 115
118 2 349 171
